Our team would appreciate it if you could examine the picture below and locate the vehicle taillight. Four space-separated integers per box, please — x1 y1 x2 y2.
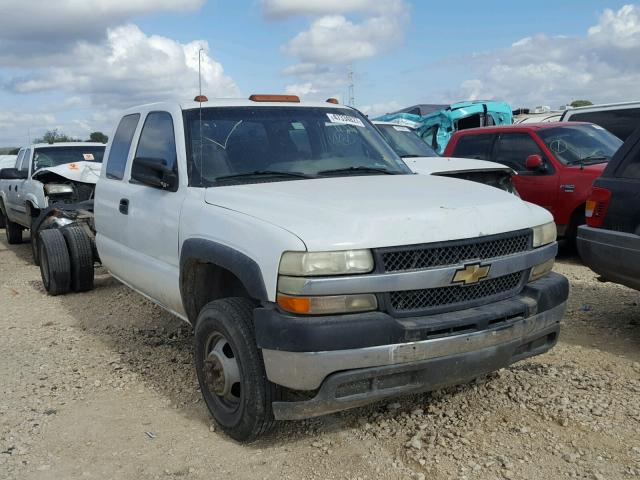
585 186 611 228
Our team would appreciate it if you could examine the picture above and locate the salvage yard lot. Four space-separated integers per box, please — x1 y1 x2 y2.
1 234 639 480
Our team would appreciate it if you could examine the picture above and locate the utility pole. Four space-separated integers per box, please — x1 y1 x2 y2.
347 64 355 108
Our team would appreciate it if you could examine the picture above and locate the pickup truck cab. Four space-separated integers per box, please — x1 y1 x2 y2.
578 126 640 290
39 95 568 441
374 121 518 194
444 123 623 240
0 142 105 257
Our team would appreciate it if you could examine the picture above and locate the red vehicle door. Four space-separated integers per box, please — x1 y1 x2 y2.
491 132 559 216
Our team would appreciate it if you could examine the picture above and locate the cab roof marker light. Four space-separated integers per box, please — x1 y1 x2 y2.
326 98 339 104
249 94 300 103
194 95 208 102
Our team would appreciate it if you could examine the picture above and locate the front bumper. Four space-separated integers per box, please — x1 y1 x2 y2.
255 273 568 420
577 225 640 291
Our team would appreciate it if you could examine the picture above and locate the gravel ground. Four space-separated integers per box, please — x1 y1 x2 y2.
1 232 639 480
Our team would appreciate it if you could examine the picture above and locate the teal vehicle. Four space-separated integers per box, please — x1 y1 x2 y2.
374 100 513 154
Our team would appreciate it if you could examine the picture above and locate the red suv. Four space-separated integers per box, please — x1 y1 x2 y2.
444 123 623 241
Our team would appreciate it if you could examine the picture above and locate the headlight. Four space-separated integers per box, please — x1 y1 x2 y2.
279 250 374 276
44 184 74 195
532 222 556 247
529 257 555 282
277 293 377 315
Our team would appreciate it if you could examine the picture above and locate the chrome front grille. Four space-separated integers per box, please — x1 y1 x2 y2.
388 271 525 314
375 230 533 316
380 231 531 273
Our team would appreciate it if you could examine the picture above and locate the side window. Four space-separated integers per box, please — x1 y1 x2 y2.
422 125 439 150
106 114 140 180
132 111 178 181
570 108 640 141
18 149 30 173
14 150 24 169
618 148 640 179
452 134 495 160
493 133 544 172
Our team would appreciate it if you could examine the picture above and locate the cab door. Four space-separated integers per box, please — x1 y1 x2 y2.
492 132 559 216
115 110 185 314
10 148 31 226
4 149 24 220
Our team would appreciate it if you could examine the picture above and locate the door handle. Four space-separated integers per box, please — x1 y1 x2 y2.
119 198 129 215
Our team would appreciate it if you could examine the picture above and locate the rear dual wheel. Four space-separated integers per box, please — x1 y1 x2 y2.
39 226 94 295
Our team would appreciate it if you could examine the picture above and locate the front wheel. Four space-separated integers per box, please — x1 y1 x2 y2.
4 212 22 245
194 297 277 442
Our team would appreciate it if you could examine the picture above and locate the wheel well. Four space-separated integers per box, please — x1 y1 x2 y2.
570 203 586 226
181 260 252 324
26 201 40 220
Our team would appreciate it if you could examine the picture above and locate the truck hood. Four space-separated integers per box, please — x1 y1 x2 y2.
204 175 552 250
404 156 513 175
32 161 101 184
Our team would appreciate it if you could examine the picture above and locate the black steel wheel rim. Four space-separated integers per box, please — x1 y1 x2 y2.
202 331 243 414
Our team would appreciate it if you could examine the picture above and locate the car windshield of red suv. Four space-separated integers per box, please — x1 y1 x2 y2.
537 124 623 166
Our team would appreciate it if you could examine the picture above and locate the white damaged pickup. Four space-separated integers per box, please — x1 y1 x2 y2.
0 142 105 261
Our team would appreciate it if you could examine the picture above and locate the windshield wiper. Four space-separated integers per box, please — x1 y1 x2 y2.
579 155 609 163
318 166 400 176
567 155 609 167
215 170 316 182
400 154 422 158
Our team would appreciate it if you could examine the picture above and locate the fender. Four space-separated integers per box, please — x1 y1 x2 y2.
179 238 269 302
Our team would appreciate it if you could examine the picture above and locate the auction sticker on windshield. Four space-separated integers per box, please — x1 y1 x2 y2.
83 153 95 161
326 113 365 128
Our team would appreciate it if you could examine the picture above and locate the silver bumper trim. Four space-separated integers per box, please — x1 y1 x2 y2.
262 301 566 391
278 242 557 295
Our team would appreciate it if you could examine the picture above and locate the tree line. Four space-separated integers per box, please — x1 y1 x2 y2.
6 129 109 154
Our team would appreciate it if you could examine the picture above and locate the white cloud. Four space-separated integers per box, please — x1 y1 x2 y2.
0 0 203 41
284 82 318 96
283 2 408 65
276 0 408 100
450 4 640 107
8 24 239 107
262 0 397 18
359 100 402 118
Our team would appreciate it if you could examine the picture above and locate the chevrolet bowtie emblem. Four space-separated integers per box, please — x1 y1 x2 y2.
452 263 491 285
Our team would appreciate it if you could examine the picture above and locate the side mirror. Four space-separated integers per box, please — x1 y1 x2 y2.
0 168 27 180
525 154 545 171
130 158 178 191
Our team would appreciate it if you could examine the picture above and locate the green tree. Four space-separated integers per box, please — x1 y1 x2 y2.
88 131 108 143
8 148 20 155
570 100 593 108
34 129 79 144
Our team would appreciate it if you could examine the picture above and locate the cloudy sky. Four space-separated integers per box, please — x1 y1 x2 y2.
0 0 639 145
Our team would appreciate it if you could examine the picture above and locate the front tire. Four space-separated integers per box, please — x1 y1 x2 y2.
194 298 277 442
31 227 40 266
4 212 22 245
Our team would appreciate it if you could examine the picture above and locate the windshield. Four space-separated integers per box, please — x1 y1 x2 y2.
537 124 623 165
183 106 411 186
375 123 438 158
33 146 105 172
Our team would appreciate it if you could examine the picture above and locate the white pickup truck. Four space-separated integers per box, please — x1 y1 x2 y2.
33 95 568 441
0 142 105 262
373 120 518 194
